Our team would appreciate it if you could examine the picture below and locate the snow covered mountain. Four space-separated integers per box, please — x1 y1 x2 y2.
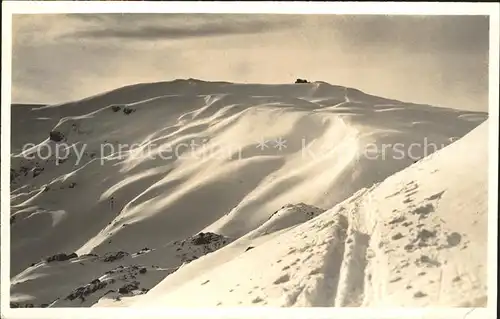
8 79 488 308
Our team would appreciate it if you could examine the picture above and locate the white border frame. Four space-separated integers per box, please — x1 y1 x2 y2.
1 2 498 319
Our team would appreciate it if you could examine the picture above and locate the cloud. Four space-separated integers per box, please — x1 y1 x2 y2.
327 15 489 54
61 14 299 41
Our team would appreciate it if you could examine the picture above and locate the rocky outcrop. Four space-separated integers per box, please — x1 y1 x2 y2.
49 130 65 142
46 252 78 263
295 78 309 84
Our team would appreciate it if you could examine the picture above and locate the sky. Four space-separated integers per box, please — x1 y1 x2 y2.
11 14 490 111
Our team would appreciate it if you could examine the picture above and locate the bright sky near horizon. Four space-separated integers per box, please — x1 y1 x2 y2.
11 14 489 111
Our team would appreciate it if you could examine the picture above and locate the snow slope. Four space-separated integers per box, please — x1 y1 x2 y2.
8 79 487 307
132 120 488 308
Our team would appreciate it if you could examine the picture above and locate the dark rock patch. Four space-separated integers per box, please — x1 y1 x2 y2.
412 204 434 218
191 232 225 246
123 107 135 115
135 247 152 256
426 190 446 201
66 278 109 301
118 281 140 294
389 276 402 283
49 131 65 142
404 244 414 251
389 216 406 225
415 229 437 247
446 232 462 247
46 252 78 263
295 79 309 84
103 251 129 262
391 233 404 240
417 255 441 267
414 291 427 298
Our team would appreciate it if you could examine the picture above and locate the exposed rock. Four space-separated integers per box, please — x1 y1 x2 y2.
417 255 441 267
118 281 140 294
404 243 414 251
49 131 65 142
414 291 427 298
295 78 309 84
446 232 462 247
415 228 437 247
123 107 135 115
417 229 436 240
191 232 225 246
389 276 402 283
46 252 78 263
103 251 129 262
389 216 406 225
391 233 404 240
412 204 434 218
66 278 109 301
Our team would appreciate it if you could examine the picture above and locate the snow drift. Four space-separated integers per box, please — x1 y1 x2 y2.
9 79 488 307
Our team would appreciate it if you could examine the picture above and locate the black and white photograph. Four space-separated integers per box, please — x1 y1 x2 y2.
1 2 498 317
